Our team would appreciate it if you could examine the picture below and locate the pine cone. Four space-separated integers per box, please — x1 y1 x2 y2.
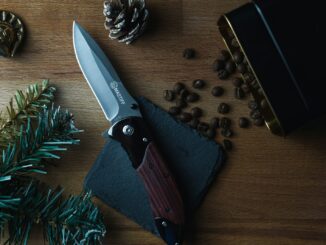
103 0 149 44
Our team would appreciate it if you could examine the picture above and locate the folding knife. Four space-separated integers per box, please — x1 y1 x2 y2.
73 21 184 245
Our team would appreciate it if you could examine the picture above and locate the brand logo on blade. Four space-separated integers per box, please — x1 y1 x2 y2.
110 81 126 105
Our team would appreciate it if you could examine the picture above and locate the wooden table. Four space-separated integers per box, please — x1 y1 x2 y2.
1 1 326 244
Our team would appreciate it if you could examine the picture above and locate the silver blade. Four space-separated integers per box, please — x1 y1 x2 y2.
73 21 141 124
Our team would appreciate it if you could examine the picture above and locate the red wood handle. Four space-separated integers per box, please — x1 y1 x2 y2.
137 142 184 225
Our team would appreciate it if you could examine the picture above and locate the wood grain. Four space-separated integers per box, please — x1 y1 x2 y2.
1 0 326 244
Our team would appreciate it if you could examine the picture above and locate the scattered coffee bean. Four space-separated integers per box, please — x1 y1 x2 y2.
233 50 244 64
173 82 185 94
210 117 220 129
234 87 245 99
232 77 243 87
180 88 189 100
223 139 233 151
237 63 247 74
191 107 203 118
244 73 255 83
163 90 175 102
211 86 224 97
231 38 239 48
218 103 230 114
183 48 195 59
192 79 205 89
260 99 268 109
186 93 200 103
205 128 216 139
225 60 236 74
253 118 264 126
220 117 231 129
168 106 181 116
241 83 250 94
217 69 230 80
179 112 192 123
212 59 225 72
188 118 199 129
250 109 262 120
218 50 231 61
239 117 249 128
248 100 258 110
176 98 187 109
197 122 209 132
221 128 233 138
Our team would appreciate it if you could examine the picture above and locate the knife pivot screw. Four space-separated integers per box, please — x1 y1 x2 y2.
142 137 148 142
161 221 168 227
122 125 134 136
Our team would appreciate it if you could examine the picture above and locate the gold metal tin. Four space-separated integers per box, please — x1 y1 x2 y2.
218 15 284 136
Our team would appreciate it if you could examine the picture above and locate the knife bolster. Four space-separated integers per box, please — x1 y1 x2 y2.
109 117 152 168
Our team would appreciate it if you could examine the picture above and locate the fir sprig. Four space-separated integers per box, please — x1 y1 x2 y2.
0 105 82 181
0 80 56 149
0 81 106 244
6 182 105 245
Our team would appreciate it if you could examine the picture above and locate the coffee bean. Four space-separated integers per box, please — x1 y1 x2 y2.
225 60 236 74
188 118 199 129
241 84 250 94
239 117 249 128
237 63 247 74
180 88 189 100
176 98 187 108
218 50 231 61
205 128 216 139
173 82 185 94
163 90 175 102
234 87 245 99
211 86 224 97
197 122 209 132
233 50 244 64
192 79 205 89
221 128 233 138
232 77 243 87
179 112 192 123
260 99 268 109
191 107 203 118
253 118 264 126
186 93 200 103
218 103 230 114
244 73 255 83
220 117 231 129
168 106 181 116
231 38 239 48
248 100 258 110
212 59 225 72
183 48 195 59
250 109 262 120
210 117 220 129
223 139 233 151
218 69 230 80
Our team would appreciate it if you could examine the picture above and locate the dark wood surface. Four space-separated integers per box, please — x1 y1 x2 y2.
1 0 326 244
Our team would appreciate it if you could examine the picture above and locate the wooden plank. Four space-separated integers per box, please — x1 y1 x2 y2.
1 0 326 244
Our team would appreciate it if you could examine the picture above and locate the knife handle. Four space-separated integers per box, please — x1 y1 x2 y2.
109 117 184 244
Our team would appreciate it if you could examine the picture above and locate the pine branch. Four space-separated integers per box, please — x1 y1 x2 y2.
0 82 106 244
0 105 82 182
0 80 56 149
5 181 105 245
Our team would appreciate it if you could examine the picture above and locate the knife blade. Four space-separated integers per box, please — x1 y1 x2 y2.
73 21 184 245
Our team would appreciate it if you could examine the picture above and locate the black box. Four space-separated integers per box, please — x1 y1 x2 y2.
218 0 326 135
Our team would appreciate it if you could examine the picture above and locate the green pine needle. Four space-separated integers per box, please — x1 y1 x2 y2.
0 80 56 149
0 81 106 244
